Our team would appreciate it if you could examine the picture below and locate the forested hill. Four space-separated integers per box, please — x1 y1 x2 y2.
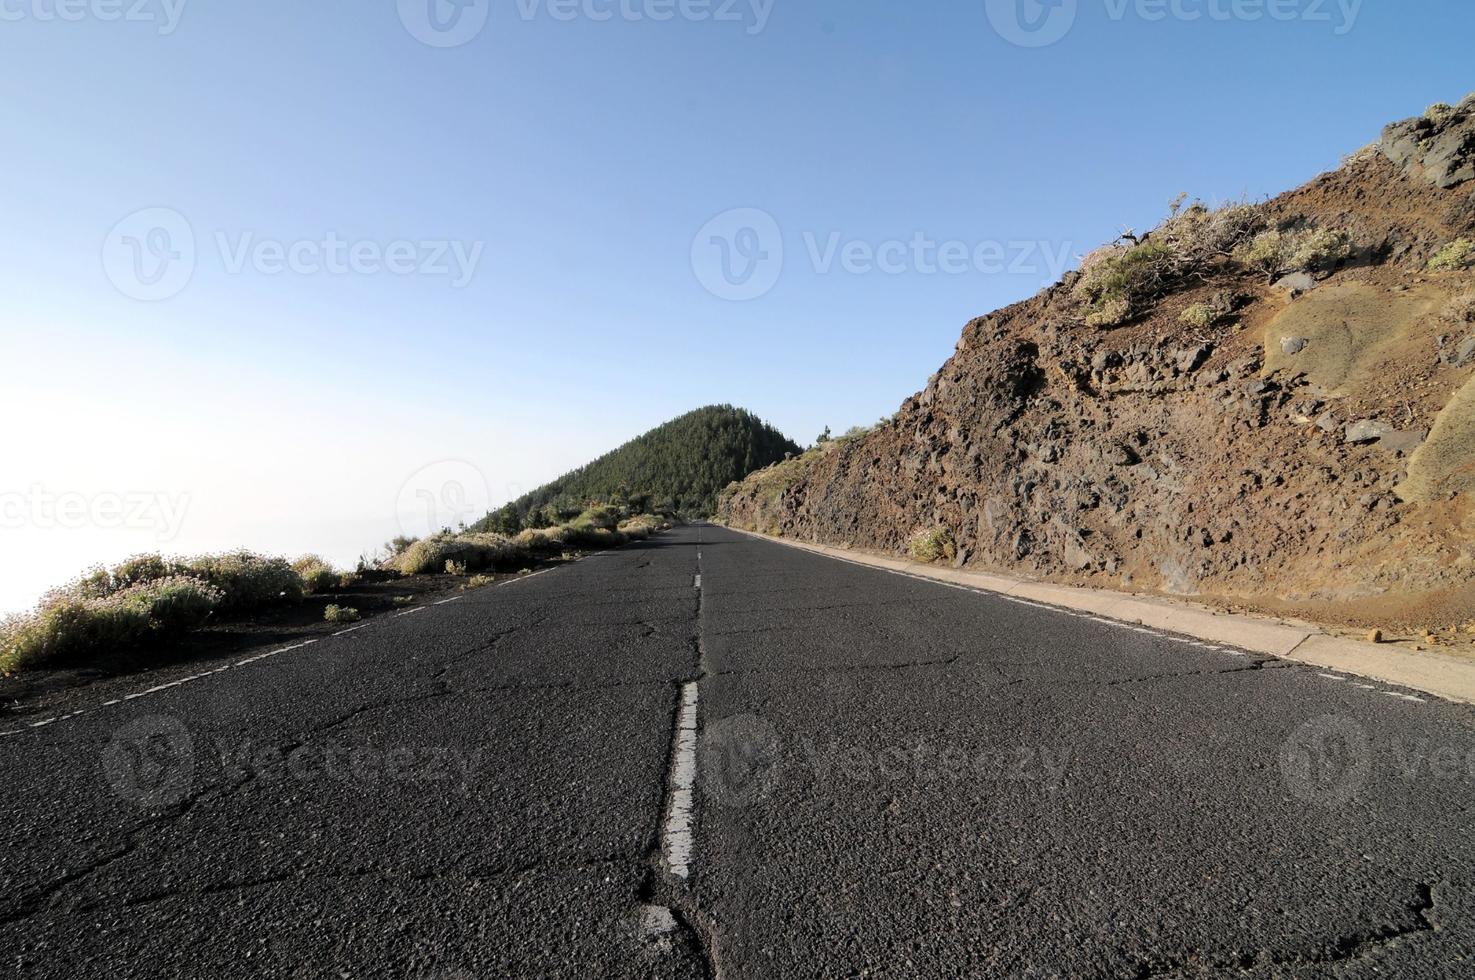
472 406 800 530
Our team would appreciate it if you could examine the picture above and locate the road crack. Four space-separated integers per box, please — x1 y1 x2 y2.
1129 882 1437 977
1104 660 1289 688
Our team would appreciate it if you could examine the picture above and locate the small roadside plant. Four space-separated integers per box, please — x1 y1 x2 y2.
445 560 468 576
384 536 417 558
324 605 361 624
392 596 415 608
1289 229 1353 272
1430 239 1475 272
1074 198 1269 327
293 555 345 594
465 574 495 589
1074 241 1175 327
1233 225 1354 280
1155 198 1267 265
177 552 304 612
1426 103 1457 125
1179 301 1226 330
64 551 301 612
909 526 957 565
394 532 523 575
122 577 223 635
1085 297 1132 329
1233 230 1288 278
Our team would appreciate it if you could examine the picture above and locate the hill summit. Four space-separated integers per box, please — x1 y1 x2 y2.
476 405 799 530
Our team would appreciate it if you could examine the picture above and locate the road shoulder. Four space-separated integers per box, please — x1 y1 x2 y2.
724 526 1475 705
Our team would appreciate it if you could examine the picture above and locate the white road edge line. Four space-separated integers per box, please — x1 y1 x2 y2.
0 541 649 741
694 574 702 590
0 546 641 742
395 606 428 617
661 682 700 880
435 596 464 605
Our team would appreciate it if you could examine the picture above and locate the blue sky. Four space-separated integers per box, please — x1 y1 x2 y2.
1 0 1470 611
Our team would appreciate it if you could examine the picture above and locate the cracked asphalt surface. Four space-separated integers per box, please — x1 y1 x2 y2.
5 524 1475 977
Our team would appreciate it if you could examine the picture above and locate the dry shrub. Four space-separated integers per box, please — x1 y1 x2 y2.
1 577 222 673
293 555 346 594
324 605 360 624
908 527 957 564
1430 239 1475 272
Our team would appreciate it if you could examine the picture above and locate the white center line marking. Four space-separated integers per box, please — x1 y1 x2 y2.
396 606 428 617
661 682 700 880
333 624 370 637
693 574 701 589
435 595 464 605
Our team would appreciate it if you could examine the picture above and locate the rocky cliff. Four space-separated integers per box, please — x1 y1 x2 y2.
720 96 1475 631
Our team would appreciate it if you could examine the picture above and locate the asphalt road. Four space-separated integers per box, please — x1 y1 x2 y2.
4 524 1475 978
